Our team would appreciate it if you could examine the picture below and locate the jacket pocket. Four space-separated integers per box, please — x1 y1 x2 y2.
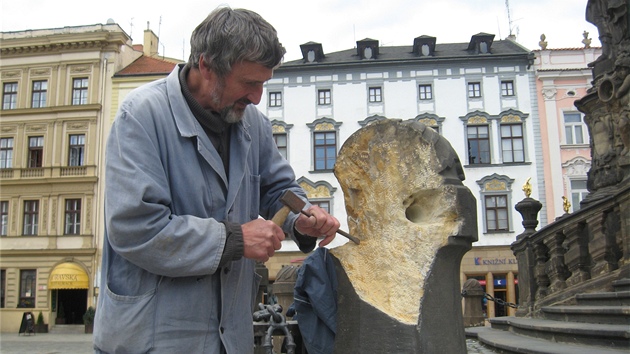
94 283 157 353
248 174 261 220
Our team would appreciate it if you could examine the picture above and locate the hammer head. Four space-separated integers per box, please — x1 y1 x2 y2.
279 190 307 214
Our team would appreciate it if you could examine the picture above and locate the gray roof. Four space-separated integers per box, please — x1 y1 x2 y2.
279 38 532 71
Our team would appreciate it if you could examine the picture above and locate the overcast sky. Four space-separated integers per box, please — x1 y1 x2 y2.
2 0 598 62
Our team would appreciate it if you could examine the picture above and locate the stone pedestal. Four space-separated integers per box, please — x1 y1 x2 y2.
462 279 485 327
331 120 477 353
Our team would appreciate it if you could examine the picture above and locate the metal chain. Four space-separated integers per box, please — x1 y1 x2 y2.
484 293 518 308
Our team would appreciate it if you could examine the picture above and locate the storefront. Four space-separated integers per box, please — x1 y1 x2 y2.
460 245 519 318
48 262 89 324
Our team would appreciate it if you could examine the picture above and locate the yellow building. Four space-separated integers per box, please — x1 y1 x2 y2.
0 23 143 332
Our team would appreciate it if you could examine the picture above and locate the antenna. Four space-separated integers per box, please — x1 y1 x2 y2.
505 0 513 36
129 17 134 40
158 16 162 56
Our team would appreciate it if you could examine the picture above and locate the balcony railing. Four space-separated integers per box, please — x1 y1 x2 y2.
0 166 96 180
511 184 630 317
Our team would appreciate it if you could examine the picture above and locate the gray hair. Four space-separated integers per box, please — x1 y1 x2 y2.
189 6 286 77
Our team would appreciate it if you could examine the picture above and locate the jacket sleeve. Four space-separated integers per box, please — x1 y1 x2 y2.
105 104 225 278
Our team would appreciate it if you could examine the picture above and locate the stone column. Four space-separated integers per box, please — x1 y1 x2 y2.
507 271 516 317
486 272 495 319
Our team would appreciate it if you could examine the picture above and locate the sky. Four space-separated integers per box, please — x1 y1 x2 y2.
2 0 598 62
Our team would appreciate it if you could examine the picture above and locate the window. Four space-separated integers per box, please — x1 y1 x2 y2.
564 112 587 144
311 200 330 213
269 91 282 107
468 82 481 98
0 201 7 236
23 200 38 236
485 195 509 231
68 134 85 166
318 89 331 105
501 124 524 163
419 84 433 100
2 82 18 110
31 80 47 108
0 138 13 169
369 87 382 103
72 78 88 105
501 80 515 96
64 199 81 235
0 269 5 308
273 133 288 160
314 131 336 170
467 125 491 164
28 136 44 168
570 180 589 212
19 270 36 308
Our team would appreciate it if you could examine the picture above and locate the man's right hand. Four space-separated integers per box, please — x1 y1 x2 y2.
241 219 285 262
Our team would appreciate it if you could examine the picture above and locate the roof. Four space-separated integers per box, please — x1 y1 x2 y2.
280 38 532 70
115 55 179 77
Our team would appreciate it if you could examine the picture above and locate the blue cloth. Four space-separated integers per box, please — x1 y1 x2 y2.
294 248 338 354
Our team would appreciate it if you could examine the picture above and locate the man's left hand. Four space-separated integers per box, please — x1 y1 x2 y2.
294 205 339 247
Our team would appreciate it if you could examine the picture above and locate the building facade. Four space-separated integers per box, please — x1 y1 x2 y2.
261 34 539 317
0 24 141 332
533 39 601 221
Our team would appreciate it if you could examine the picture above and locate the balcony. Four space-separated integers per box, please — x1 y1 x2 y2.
0 166 96 182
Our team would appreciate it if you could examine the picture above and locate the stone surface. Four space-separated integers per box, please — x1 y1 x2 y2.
331 120 477 352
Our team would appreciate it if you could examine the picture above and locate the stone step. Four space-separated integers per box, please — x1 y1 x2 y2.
468 326 630 354
49 324 85 334
576 290 630 306
542 305 630 325
613 279 630 292
489 316 630 348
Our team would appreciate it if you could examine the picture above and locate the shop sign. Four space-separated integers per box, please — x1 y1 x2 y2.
474 257 517 266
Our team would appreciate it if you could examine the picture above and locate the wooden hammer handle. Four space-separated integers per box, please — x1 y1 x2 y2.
271 205 291 226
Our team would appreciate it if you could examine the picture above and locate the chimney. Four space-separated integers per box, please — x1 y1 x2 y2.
144 22 159 57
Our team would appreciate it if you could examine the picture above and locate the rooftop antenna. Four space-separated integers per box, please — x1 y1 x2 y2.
158 16 163 57
129 17 134 40
505 0 513 36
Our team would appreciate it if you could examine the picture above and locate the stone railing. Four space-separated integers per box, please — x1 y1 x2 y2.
511 183 630 317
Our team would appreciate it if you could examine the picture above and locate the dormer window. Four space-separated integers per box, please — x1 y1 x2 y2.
356 38 379 60
413 35 436 57
467 33 495 54
300 42 325 63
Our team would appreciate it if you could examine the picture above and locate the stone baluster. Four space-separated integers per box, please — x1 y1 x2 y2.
590 208 622 276
543 231 569 294
533 241 550 301
563 222 592 287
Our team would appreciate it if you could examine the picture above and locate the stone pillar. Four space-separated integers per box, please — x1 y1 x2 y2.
507 271 516 317
331 120 477 353
462 279 485 327
486 272 495 319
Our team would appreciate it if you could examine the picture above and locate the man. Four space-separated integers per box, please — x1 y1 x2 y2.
93 6 339 353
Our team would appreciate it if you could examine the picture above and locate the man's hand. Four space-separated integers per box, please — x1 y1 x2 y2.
242 219 285 262
294 205 340 247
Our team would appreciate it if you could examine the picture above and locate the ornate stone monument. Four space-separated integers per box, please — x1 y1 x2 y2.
329 120 478 353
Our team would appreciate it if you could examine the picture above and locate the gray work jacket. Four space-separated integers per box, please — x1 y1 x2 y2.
93 66 306 353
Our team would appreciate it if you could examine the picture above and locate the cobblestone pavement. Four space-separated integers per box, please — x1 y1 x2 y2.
0 333 499 353
0 333 93 354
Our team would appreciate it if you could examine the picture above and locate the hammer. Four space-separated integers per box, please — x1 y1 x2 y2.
273 190 360 245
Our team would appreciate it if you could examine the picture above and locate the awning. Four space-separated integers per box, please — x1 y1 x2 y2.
48 263 89 289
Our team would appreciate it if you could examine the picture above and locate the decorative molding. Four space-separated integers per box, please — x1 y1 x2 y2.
2 71 21 78
26 124 47 132
30 68 51 77
67 122 89 130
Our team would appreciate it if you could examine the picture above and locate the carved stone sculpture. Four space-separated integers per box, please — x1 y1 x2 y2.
330 120 477 353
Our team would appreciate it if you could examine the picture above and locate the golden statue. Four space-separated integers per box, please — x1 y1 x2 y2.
562 196 572 213
522 177 532 198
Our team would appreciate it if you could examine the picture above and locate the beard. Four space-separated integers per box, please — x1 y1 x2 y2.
210 79 249 124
